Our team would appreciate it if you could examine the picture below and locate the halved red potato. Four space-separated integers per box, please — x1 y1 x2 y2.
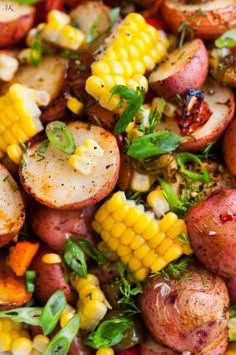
155 78 235 152
139 335 180 355
160 0 236 42
19 121 120 209
0 251 31 310
0 0 35 48
0 163 25 248
149 39 208 99
222 119 236 175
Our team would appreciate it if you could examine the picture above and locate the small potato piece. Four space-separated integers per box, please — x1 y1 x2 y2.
20 121 120 209
160 0 236 42
0 0 35 48
186 188 236 278
224 276 236 304
0 163 25 248
223 119 236 175
139 264 229 353
149 39 208 99
139 336 180 355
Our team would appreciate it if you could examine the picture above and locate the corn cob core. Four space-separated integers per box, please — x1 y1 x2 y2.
0 83 49 163
85 12 169 111
92 191 192 281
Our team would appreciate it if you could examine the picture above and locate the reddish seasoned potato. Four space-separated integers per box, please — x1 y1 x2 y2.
222 119 236 175
155 78 235 152
0 163 25 248
224 277 236 304
139 264 229 353
28 202 99 253
149 39 208 99
139 336 180 355
160 0 236 42
0 0 35 48
186 188 236 278
20 121 120 209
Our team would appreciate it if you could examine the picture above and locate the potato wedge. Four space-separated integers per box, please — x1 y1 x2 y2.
149 39 208 99
20 121 120 209
155 78 235 152
0 163 25 248
160 0 236 42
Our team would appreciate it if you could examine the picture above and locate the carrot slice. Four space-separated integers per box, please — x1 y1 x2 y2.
7 240 40 276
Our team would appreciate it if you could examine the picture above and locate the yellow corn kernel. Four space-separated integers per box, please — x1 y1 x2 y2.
166 219 186 239
83 300 107 321
107 237 120 251
41 253 62 264
148 231 165 249
0 331 12 351
143 249 159 268
32 334 50 353
150 255 167 273
110 222 126 238
94 207 110 223
60 305 76 328
101 216 115 232
101 230 111 243
91 220 103 234
112 204 129 222
120 228 135 245
134 243 150 260
19 330 31 339
134 266 149 281
67 97 84 115
9 330 20 342
96 347 114 355
97 241 119 261
158 212 178 233
164 244 183 263
133 213 154 234
79 283 97 301
0 54 19 82
147 189 170 218
30 350 42 355
130 235 145 250
105 192 125 213
128 256 142 272
124 206 142 227
116 245 132 257
142 221 160 241
85 76 105 100
156 238 173 256
130 170 153 192
11 337 33 355
1 318 13 331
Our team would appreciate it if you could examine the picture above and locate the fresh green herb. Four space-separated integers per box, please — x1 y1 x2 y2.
25 270 36 293
85 7 120 44
127 130 182 160
146 99 165 134
83 317 133 349
157 177 186 216
110 85 146 134
151 256 192 281
0 307 42 326
64 239 87 278
177 233 190 246
30 39 43 66
11 0 39 4
40 290 67 335
215 29 236 48
43 314 80 355
46 121 76 154
69 237 107 263
176 152 211 183
37 140 49 153
3 175 18 192
177 21 195 47
60 50 80 59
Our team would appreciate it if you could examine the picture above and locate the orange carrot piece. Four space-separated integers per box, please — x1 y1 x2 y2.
7 240 40 276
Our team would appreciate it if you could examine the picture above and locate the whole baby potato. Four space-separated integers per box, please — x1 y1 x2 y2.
139 264 229 353
186 188 236 278
222 119 236 175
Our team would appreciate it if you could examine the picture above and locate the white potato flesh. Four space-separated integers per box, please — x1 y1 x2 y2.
0 164 25 244
0 0 33 22
165 0 235 11
20 121 120 209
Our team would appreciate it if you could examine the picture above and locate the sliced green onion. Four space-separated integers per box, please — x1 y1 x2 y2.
157 177 186 215
46 121 76 154
25 270 36 293
12 0 39 4
127 130 182 160
64 239 87 278
83 317 134 349
215 29 236 48
0 307 42 326
85 7 120 44
43 313 80 355
70 237 107 263
30 39 42 66
40 290 67 335
176 152 211 183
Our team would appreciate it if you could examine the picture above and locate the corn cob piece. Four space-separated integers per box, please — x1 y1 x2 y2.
70 273 111 331
85 12 169 111
0 83 49 163
0 54 19 82
92 191 192 281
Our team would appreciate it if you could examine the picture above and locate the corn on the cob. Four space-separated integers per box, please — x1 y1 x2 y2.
0 54 19 82
92 191 192 281
85 12 169 111
0 83 49 162
228 316 236 341
69 138 104 175
70 273 111 331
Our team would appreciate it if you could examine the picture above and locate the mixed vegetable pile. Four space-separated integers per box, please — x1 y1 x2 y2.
0 0 236 354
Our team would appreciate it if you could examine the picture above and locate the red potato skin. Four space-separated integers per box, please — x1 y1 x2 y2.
69 333 95 355
139 265 229 353
224 276 236 304
223 119 236 175
139 336 180 355
186 188 236 278
28 202 100 254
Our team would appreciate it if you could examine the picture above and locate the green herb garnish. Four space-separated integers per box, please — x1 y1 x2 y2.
176 152 211 183
215 29 236 48
64 238 87 278
45 121 76 154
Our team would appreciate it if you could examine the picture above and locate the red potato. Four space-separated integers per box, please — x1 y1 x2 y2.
28 202 99 253
224 276 236 304
155 78 235 152
149 39 208 99
186 188 236 278
160 0 236 42
0 163 25 248
139 336 180 355
0 0 35 48
139 264 229 353
222 119 236 175
20 121 120 209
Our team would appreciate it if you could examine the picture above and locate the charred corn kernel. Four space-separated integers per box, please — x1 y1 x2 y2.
86 12 169 111
60 305 76 328
92 191 191 281
71 273 110 331
96 348 114 355
11 337 33 355
0 83 49 161
67 97 84 115
42 10 85 50
41 253 62 264
147 189 170 218
69 138 104 175
0 54 19 81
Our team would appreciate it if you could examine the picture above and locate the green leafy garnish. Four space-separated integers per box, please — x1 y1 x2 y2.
151 256 192 281
69 237 107 263
46 121 76 154
215 29 236 48
176 152 211 183
127 130 182 160
86 7 120 44
64 238 87 278
110 85 146 134
83 317 133 349
11 0 39 4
